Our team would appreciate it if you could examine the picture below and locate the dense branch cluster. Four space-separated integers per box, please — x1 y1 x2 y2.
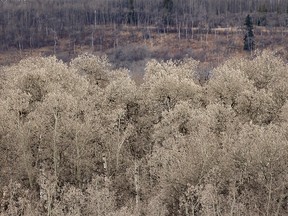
1 51 288 215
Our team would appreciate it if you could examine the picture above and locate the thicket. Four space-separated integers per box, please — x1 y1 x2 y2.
1 51 288 215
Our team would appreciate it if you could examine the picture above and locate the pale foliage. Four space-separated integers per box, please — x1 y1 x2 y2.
70 53 111 87
223 51 288 107
4 56 88 97
105 69 138 107
146 193 168 216
85 176 116 216
52 185 85 216
0 181 38 216
143 58 203 112
221 123 288 215
234 88 277 124
207 65 254 106
1 52 288 215
207 51 288 125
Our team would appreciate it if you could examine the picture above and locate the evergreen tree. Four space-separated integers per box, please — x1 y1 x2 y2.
163 0 174 26
244 14 255 51
127 0 137 25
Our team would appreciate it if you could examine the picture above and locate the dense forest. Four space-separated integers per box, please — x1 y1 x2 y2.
1 51 288 215
0 0 288 50
1 1 288 215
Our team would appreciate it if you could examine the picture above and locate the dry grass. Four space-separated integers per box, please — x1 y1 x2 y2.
0 25 287 68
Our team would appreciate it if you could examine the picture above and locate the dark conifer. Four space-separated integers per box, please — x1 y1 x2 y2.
244 14 255 51
163 0 174 26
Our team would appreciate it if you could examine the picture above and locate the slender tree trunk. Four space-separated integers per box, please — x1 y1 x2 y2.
206 27 209 44
185 22 188 39
191 21 194 39
91 31 94 49
20 130 33 189
102 152 108 185
53 31 57 55
53 113 58 179
73 41 76 54
178 24 181 40
18 41 22 57
75 130 81 186
47 189 52 216
134 160 140 215
17 114 33 188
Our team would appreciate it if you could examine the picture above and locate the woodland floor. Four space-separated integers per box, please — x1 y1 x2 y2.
1 25 287 83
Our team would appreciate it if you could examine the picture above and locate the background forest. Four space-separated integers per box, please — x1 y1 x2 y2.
1 51 288 215
1 0 288 50
1 0 288 70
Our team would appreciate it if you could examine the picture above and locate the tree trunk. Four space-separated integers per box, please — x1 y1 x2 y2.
102 152 108 185
53 113 58 179
134 160 140 214
75 130 81 186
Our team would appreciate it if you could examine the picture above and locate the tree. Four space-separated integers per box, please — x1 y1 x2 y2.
127 0 137 25
243 14 255 51
162 0 174 26
3 51 288 215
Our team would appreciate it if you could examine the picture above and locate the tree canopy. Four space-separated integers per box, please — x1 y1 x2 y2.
1 51 288 215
